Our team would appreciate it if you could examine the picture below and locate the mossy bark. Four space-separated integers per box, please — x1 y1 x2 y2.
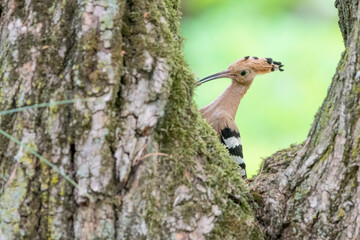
0 0 261 239
1 0 358 239
253 1 360 239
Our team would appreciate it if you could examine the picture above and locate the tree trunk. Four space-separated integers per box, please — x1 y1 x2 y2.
0 0 358 240
253 1 360 239
0 0 260 239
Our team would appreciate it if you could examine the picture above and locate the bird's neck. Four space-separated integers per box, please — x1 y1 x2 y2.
212 80 250 119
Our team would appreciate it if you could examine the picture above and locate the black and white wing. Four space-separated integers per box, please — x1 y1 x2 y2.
220 126 246 178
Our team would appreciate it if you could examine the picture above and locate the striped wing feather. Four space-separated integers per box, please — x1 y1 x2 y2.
220 126 247 178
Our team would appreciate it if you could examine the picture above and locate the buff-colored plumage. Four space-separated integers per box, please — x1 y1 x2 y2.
198 56 283 178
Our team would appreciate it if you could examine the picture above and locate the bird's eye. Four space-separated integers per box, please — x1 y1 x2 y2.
240 70 246 76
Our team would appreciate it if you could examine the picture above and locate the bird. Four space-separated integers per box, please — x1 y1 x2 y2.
197 56 284 178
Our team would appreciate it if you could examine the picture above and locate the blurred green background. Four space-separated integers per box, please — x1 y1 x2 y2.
181 0 344 177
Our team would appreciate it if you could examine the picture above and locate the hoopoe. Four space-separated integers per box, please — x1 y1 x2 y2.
197 56 284 178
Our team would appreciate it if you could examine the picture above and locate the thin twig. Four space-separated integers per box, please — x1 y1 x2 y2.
0 128 94 202
0 98 98 202
0 98 96 116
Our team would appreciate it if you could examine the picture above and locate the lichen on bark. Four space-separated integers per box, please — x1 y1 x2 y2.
2 0 358 239
0 0 262 239
253 1 360 239
115 0 263 239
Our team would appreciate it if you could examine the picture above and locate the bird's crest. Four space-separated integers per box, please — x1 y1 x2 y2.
197 56 283 86
230 56 284 74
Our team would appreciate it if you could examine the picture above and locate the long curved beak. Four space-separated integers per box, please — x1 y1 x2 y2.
196 70 230 86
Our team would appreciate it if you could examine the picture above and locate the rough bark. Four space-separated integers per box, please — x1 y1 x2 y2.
0 0 261 239
253 1 360 239
1 0 359 239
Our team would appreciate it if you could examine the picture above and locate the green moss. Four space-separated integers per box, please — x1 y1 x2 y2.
258 142 304 175
293 184 310 202
251 190 264 208
38 160 52 240
116 0 265 238
78 29 100 83
320 145 333 162
338 208 344 218
51 173 59 185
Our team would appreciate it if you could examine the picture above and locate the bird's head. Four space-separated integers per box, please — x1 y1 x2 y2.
197 56 284 86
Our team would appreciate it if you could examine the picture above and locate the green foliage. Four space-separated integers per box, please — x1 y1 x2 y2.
181 0 344 177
